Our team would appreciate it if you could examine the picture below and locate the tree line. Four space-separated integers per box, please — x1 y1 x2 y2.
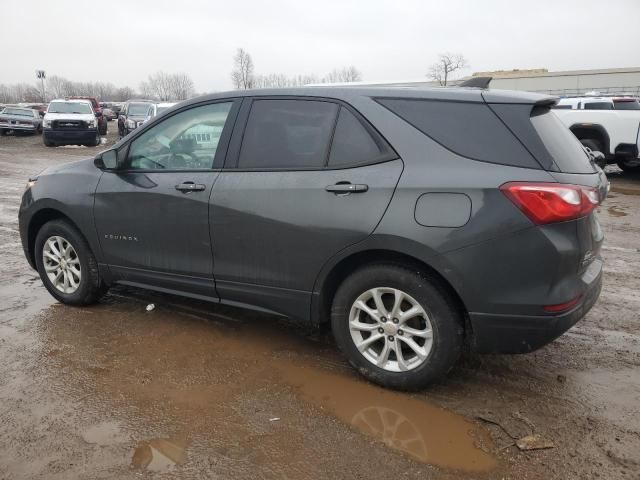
230 48 362 89
0 71 196 104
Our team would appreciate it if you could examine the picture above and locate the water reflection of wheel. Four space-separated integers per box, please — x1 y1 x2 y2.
351 406 428 462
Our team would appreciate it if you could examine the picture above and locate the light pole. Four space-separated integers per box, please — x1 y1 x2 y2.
36 70 46 102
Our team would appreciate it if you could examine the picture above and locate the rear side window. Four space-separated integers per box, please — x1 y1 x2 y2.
328 107 391 167
530 107 595 173
583 102 613 110
614 100 640 110
376 98 540 169
238 99 338 169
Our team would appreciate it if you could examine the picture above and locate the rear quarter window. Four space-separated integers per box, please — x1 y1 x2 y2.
529 107 596 174
376 98 541 169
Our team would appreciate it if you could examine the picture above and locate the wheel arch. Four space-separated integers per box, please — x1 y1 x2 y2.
311 244 470 334
26 207 85 269
569 123 611 155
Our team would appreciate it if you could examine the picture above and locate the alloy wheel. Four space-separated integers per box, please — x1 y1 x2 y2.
42 235 81 294
349 287 433 372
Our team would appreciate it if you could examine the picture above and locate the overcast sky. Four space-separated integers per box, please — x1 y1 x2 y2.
3 0 639 92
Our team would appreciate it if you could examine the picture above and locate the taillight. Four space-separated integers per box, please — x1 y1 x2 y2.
500 182 600 225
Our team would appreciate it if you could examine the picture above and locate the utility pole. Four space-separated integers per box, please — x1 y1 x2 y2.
36 70 46 102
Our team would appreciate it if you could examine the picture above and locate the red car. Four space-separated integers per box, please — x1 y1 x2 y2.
68 96 108 135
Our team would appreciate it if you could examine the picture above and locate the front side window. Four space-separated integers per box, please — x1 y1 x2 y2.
127 102 233 170
238 99 338 169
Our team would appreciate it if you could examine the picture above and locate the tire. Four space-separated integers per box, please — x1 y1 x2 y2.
43 137 55 147
99 121 107 135
34 220 107 306
0 129 5 136
617 159 640 173
331 263 463 391
89 131 101 147
36 125 43 135
580 138 603 154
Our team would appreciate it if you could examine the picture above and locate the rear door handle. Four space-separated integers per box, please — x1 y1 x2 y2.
325 183 369 194
175 182 206 193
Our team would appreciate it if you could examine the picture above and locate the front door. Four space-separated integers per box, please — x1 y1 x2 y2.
94 100 238 298
210 98 402 318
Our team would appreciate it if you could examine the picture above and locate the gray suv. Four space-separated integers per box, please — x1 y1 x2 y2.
19 87 606 390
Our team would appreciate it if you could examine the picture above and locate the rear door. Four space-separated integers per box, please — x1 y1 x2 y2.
210 97 403 318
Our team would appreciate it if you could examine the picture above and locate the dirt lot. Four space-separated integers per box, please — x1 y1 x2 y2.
0 125 639 479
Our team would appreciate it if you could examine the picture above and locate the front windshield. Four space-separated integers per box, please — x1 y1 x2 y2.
129 103 153 116
2 108 33 117
48 102 92 114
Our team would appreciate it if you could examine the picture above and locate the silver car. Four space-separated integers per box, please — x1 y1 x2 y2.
0 107 43 135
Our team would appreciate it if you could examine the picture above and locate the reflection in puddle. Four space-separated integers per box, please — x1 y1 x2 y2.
131 436 189 472
39 294 497 475
278 364 496 472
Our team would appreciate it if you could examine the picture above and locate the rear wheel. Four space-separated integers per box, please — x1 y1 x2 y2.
331 264 463 390
617 158 640 173
580 138 603 154
35 220 107 305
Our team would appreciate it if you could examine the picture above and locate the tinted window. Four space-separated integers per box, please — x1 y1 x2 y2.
238 99 338 169
614 100 640 110
583 102 613 110
328 107 389 167
530 107 595 174
376 98 540 169
127 102 232 170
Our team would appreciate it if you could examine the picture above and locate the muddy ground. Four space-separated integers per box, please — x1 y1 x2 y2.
0 125 639 480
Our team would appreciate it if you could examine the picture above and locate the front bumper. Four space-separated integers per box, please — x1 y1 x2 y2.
470 262 602 354
0 122 37 132
44 128 98 144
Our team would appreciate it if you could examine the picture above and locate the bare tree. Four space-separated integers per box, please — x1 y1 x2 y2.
114 86 136 102
169 73 195 100
231 48 255 89
323 66 362 83
427 53 467 86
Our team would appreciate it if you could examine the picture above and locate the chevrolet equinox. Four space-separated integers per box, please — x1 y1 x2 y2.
19 87 606 390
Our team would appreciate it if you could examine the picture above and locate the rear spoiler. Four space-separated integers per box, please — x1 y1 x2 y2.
458 76 492 89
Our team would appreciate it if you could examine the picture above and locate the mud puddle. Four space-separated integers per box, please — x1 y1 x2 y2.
37 291 497 475
607 206 628 217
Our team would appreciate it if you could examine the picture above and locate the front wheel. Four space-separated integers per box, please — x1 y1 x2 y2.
331 264 463 391
35 220 107 305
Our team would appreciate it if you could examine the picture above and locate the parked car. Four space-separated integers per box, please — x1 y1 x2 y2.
117 100 155 138
146 102 177 119
0 107 43 135
42 99 101 147
68 96 107 135
103 108 117 121
553 97 640 171
18 103 48 117
19 87 606 390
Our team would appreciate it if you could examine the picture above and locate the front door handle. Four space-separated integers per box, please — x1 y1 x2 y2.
175 182 206 193
325 183 369 194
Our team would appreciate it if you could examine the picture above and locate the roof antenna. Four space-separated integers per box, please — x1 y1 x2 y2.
458 76 492 89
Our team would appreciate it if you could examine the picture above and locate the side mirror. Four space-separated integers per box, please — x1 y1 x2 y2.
95 149 118 170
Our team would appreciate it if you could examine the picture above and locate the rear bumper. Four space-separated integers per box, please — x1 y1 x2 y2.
470 263 602 354
44 128 98 144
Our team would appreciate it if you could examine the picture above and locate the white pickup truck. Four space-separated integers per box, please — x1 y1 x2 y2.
552 96 640 171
